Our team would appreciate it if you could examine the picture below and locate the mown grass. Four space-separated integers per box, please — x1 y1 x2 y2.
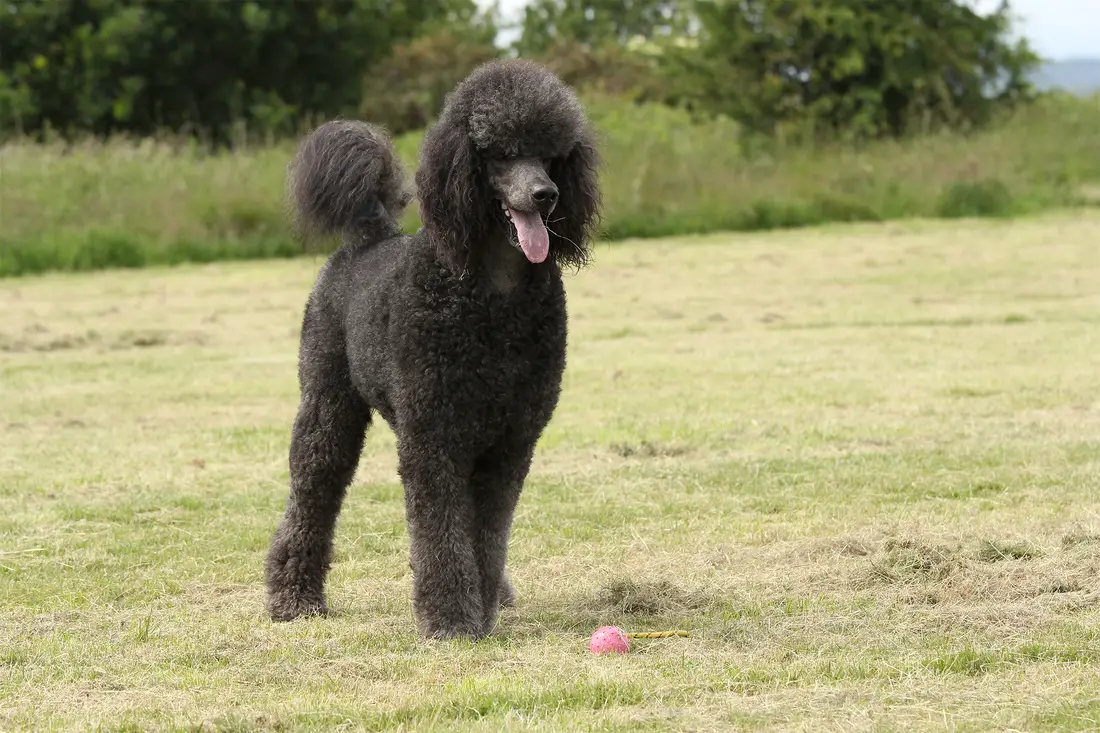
3 93 1100 277
3 213 1100 731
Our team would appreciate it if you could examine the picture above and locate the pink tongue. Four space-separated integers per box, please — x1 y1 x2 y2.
509 209 549 263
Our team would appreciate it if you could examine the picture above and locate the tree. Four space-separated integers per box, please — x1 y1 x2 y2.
359 31 500 135
675 0 1040 139
677 0 1038 138
0 0 484 140
515 0 691 57
529 37 676 102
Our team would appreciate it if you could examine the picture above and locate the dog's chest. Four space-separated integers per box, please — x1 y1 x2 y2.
436 289 564 386
404 281 568 439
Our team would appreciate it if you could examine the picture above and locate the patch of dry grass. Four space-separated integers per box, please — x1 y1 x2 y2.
2 213 1100 731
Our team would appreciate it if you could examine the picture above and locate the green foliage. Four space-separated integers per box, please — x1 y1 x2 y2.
514 0 1041 140
937 179 1015 218
0 0 484 141
515 0 691 57
675 0 1041 139
1 0 1047 146
359 32 500 135
525 38 674 103
3 93 1099 277
0 231 302 278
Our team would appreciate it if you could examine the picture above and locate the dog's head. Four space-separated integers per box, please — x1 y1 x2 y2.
415 59 601 274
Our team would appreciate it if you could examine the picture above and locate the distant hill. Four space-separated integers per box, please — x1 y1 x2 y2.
1032 59 1100 94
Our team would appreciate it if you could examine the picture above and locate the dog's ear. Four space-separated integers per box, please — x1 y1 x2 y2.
415 122 493 273
549 129 601 269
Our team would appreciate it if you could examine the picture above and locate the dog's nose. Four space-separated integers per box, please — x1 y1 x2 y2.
532 185 558 208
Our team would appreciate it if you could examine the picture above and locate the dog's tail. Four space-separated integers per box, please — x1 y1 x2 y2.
287 120 411 245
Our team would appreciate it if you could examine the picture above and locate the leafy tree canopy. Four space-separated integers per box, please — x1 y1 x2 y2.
0 0 486 140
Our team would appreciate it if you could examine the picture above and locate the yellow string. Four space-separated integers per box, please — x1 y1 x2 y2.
625 630 691 639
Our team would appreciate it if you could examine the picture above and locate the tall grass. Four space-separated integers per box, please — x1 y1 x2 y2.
2 93 1098 277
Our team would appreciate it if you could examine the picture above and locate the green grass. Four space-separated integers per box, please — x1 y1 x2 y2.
3 213 1100 730
3 93 1100 277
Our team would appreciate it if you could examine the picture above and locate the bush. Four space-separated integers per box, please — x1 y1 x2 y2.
527 39 675 104
359 32 500 135
937 180 1015 219
2 93 1098 277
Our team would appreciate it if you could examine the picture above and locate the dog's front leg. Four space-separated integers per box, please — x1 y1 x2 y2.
399 448 485 640
470 441 535 635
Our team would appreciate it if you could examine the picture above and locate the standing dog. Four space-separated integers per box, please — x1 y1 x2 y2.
264 59 601 639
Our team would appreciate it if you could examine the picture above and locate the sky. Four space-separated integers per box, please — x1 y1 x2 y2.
988 0 1098 59
488 0 1098 60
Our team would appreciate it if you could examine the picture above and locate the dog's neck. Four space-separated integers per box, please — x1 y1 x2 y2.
474 235 533 294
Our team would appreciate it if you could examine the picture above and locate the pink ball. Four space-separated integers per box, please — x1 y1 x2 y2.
589 626 630 654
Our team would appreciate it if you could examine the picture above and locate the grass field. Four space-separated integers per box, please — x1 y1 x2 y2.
4 93 1100 277
2 213 1100 731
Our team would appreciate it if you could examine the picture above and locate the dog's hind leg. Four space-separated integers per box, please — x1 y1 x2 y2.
398 444 486 639
470 441 535 635
265 309 368 622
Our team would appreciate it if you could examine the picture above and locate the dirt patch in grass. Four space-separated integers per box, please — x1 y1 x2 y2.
0 327 207 353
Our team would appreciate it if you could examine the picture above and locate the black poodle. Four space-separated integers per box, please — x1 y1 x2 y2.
264 59 601 640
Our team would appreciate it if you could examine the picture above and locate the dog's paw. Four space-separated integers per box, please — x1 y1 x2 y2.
416 601 488 641
266 592 328 622
420 618 488 641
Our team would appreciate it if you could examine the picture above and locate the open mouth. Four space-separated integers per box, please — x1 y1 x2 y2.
500 201 550 264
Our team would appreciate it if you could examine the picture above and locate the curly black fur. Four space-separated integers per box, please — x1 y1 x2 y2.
264 59 601 640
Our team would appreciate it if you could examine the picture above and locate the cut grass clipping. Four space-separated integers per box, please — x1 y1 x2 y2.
2 213 1100 730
